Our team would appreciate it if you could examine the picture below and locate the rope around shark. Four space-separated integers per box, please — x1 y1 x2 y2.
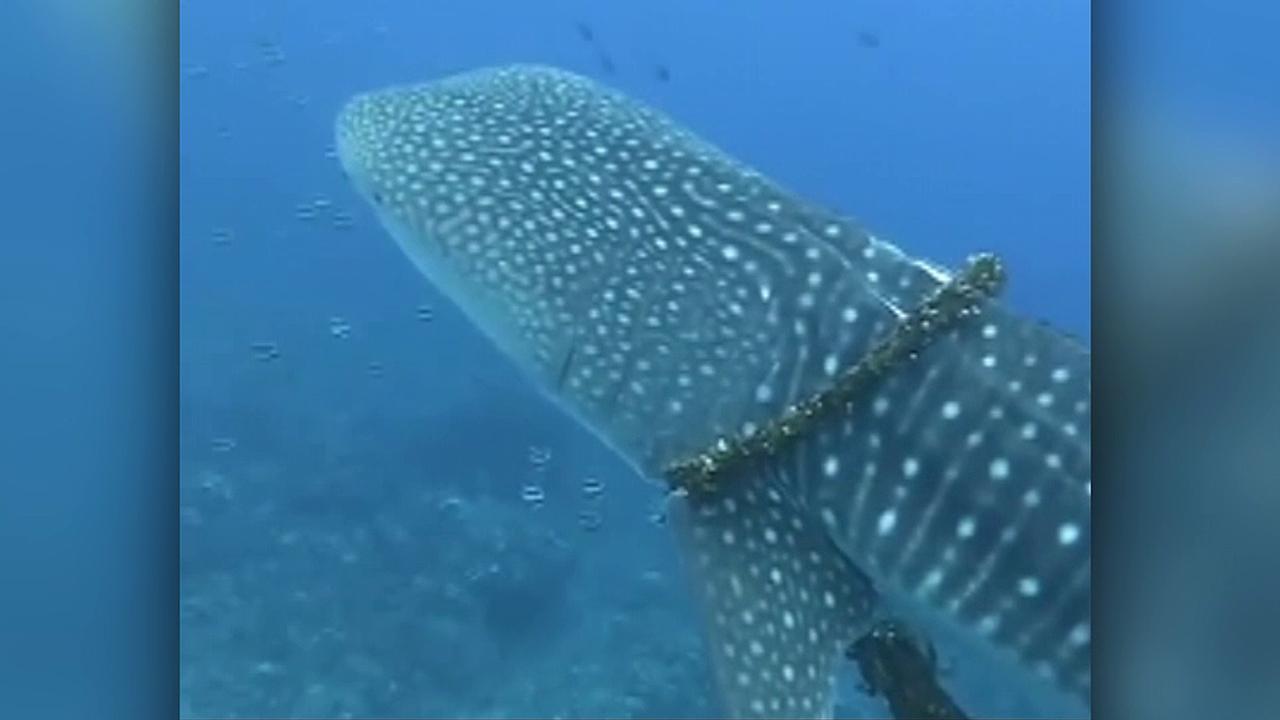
663 252 1006 495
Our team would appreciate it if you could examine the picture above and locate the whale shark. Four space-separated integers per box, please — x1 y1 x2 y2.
335 65 1090 718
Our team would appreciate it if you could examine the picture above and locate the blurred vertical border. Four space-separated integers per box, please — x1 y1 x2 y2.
1097 1 1280 719
0 0 176 718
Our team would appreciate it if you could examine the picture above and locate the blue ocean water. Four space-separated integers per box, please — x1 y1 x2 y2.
179 1 1089 717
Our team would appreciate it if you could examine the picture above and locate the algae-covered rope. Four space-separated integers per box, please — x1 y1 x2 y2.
664 253 1006 494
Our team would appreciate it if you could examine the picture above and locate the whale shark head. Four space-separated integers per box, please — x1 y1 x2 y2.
337 65 940 479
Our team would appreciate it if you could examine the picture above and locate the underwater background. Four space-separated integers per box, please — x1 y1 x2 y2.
179 1 1089 718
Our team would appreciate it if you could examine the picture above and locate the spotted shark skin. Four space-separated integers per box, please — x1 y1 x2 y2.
336 65 1090 718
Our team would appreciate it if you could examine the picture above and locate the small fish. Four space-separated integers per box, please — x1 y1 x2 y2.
249 342 279 362
328 316 352 339
366 361 385 377
197 470 233 500
578 509 603 531
252 661 284 676
655 64 671 83
581 476 604 499
598 52 616 76
331 211 355 230
210 437 237 453
415 304 435 322
857 30 881 49
521 483 546 505
210 228 233 246
575 22 594 43
179 506 203 527
294 203 317 221
183 64 210 79
260 41 286 66
527 445 552 467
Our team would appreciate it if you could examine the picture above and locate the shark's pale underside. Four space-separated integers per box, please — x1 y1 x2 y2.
335 65 1090 718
